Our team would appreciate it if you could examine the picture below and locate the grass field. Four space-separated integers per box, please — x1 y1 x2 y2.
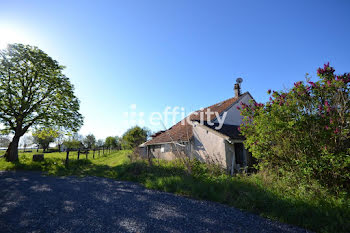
0 150 349 233
0 149 130 177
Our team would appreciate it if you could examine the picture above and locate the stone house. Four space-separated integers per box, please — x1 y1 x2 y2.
140 82 255 174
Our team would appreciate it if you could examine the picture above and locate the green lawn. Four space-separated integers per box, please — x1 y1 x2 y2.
0 149 130 177
0 150 349 233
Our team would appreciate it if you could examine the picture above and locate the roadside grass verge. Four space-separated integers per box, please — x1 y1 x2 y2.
0 151 349 233
115 161 350 233
0 150 129 177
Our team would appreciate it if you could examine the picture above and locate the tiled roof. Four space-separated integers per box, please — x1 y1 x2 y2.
144 120 193 145
144 93 249 146
190 95 243 121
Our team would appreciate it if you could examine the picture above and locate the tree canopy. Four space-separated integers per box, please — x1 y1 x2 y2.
32 128 60 152
63 133 83 149
83 134 96 149
104 136 120 149
121 126 149 150
96 139 104 147
63 139 82 149
0 44 83 161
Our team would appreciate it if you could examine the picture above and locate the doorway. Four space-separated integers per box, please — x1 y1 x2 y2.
234 143 244 169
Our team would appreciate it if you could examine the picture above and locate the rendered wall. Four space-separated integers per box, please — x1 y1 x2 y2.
213 94 252 125
191 124 228 168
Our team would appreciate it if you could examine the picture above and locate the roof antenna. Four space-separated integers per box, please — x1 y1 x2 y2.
234 77 243 97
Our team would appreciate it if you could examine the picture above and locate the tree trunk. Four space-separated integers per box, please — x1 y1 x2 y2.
65 149 69 166
5 135 21 162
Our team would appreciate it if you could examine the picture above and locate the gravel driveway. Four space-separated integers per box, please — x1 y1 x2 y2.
0 171 310 233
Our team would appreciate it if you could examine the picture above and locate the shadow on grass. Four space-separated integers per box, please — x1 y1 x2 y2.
2 158 349 233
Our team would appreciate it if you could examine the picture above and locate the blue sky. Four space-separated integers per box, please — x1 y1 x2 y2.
1 0 349 139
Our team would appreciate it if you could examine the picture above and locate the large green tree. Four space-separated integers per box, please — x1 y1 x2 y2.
0 44 83 161
121 126 149 150
32 128 60 152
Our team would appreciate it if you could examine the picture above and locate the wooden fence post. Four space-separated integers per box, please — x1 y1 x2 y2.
103 146 105 155
93 149 95 159
86 151 88 159
65 149 70 166
78 148 80 160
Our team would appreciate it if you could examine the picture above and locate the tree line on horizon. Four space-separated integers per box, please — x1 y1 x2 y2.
0 126 150 152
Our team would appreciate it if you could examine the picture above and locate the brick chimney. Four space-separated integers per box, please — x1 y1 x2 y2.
234 83 241 98
234 77 243 98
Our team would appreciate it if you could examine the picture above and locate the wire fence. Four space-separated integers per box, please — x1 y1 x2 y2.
64 147 117 166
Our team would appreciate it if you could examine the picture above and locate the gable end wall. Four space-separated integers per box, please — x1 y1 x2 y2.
213 94 252 125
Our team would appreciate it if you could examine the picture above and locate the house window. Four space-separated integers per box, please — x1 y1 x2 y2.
160 146 165 153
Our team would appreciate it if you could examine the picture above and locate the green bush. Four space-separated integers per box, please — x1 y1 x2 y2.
121 126 149 150
240 63 350 191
